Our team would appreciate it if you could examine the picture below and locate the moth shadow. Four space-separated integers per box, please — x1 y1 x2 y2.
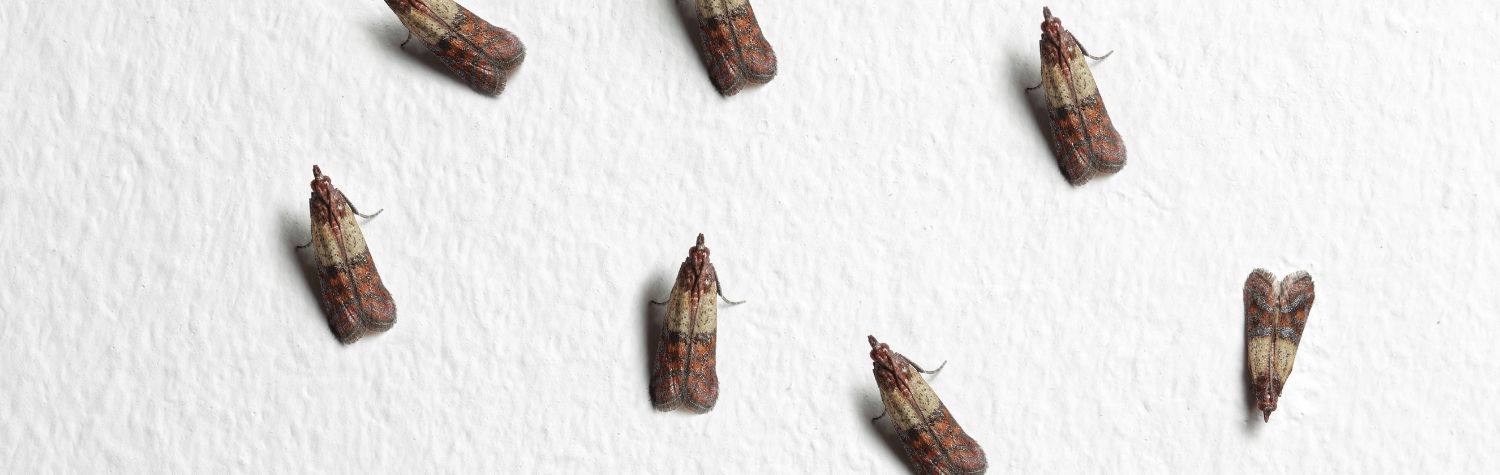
1005 50 1059 172
641 270 672 396
852 388 911 471
280 212 325 327
365 21 466 89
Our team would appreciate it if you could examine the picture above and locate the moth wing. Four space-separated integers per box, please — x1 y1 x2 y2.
933 405 988 474
430 18 523 94
894 426 948 475
680 270 720 411
1275 271 1315 381
350 256 397 333
1080 91 1125 174
698 2 745 95
309 196 367 344
402 3 524 95
1039 39 1094 185
650 330 686 410
651 261 700 410
1065 32 1125 175
316 264 366 344
1243 269 1279 382
727 2 776 82
681 332 720 412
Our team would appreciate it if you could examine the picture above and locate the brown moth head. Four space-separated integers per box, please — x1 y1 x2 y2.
1258 382 1280 422
310 165 335 203
868 335 911 392
690 233 711 264
1041 7 1065 45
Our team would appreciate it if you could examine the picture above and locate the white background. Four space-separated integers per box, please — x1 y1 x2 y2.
3 0 1498 472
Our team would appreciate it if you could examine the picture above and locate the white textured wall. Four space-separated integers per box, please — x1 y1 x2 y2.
3 0 1498 472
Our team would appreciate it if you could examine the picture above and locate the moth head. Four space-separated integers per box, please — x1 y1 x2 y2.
1042 7 1064 39
1257 389 1278 422
310 165 334 197
690 233 711 262
868 336 907 381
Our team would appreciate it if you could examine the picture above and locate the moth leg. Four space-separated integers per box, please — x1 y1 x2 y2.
347 202 384 220
909 360 948 375
400 31 412 48
295 239 313 249
1073 34 1114 61
715 275 746 305
1026 81 1043 91
871 408 888 422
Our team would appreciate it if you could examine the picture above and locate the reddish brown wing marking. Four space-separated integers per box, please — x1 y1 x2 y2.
1244 269 1280 418
348 259 397 332
429 5 525 95
386 0 525 95
1279 272 1315 345
651 331 687 411
894 369 988 474
699 1 777 95
312 196 365 344
929 405 988 474
896 406 988 475
681 332 720 412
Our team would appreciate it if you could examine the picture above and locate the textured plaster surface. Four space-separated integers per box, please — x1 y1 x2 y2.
3 0 1499 473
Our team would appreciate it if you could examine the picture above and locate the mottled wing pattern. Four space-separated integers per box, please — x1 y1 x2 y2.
1065 33 1125 176
1243 269 1279 391
385 0 525 95
930 404 987 474
650 258 720 412
1275 271 1315 383
697 0 777 95
428 4 525 95
896 404 989 475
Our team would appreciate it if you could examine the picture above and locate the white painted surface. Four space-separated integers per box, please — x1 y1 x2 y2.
2 0 1497 472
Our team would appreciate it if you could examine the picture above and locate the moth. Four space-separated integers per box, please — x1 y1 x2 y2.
1243 269 1315 422
868 336 987 474
650 234 742 412
1034 7 1126 185
693 0 777 95
382 0 526 95
303 166 397 344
